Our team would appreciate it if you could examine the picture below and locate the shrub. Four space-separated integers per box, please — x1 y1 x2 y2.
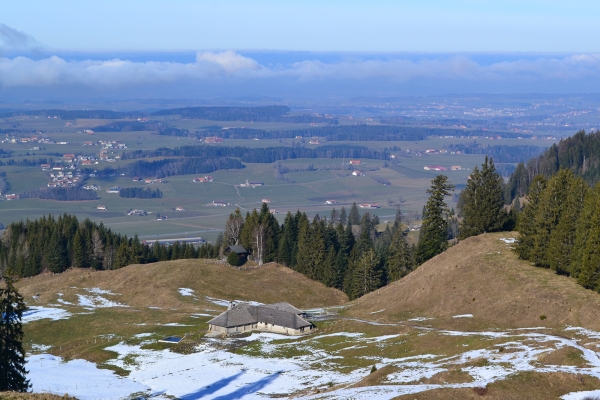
540 315 547 320
370 365 377 374
227 251 242 267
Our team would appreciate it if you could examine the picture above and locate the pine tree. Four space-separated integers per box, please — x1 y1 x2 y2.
349 202 360 225
339 207 347 226
0 275 30 392
458 156 505 239
515 175 546 260
45 231 68 273
350 249 381 299
386 227 413 283
72 230 85 268
548 174 587 275
415 175 455 264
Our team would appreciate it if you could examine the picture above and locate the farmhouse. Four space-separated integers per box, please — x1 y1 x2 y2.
359 203 380 209
208 302 314 336
423 166 447 171
349 160 361 165
194 176 214 183
352 170 363 176
205 136 224 143
96 205 106 211
451 165 462 171
325 199 337 204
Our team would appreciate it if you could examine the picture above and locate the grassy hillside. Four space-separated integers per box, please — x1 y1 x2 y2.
349 232 600 331
16 259 348 310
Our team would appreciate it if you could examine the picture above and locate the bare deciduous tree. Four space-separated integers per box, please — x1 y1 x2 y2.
252 224 265 266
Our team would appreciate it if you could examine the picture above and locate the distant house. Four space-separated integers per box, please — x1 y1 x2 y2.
224 245 249 259
309 140 320 145
205 136 224 143
81 160 93 165
207 302 314 336
132 176 142 182
96 205 106 211
349 160 361 165
423 166 447 171
193 176 214 183
240 179 264 187
107 187 121 193
212 201 228 207
325 200 337 204
175 206 185 211
352 170 363 176
5 194 19 200
261 198 271 204
128 209 146 216
40 164 51 170
451 165 462 171
359 203 379 209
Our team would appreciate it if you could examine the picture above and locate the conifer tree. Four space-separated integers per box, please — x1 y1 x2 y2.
72 230 85 268
459 156 505 239
339 207 347 226
350 248 381 299
386 227 413 283
349 202 360 225
515 175 546 260
415 175 454 264
46 231 68 273
0 275 30 392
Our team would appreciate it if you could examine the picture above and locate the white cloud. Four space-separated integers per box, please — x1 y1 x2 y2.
1 51 600 91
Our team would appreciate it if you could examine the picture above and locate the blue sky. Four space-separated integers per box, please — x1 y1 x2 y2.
3 0 600 52
1 1 600 100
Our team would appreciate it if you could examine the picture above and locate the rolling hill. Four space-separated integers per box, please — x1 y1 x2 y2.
349 232 600 331
16 259 348 311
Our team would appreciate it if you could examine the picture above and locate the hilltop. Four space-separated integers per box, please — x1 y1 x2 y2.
349 232 600 331
16 259 347 310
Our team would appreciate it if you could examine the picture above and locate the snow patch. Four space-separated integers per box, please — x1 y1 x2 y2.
76 294 128 308
562 389 600 400
85 287 116 295
22 306 71 323
408 317 433 322
453 314 474 318
370 309 385 314
178 288 196 297
499 238 517 244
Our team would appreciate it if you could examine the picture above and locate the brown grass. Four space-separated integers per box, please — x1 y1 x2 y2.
394 372 600 400
350 232 600 331
16 259 347 311
538 346 589 368
0 393 76 400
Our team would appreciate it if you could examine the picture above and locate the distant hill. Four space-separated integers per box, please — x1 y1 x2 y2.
16 260 348 310
349 232 600 331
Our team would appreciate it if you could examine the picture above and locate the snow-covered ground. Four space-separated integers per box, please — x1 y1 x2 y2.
178 287 196 297
76 294 128 308
22 306 72 323
25 325 600 399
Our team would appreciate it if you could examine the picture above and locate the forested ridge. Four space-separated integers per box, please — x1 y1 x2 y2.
505 130 600 202
127 157 244 178
123 144 393 164
0 214 220 276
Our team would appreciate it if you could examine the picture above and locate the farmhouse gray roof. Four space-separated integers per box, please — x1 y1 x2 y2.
226 245 248 254
208 302 312 330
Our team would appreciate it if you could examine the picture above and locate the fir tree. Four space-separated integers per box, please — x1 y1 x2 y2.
415 175 454 264
515 175 546 260
350 249 381 299
0 275 30 392
386 227 413 283
458 156 505 239
339 207 347 225
72 230 85 268
46 231 68 273
349 202 360 225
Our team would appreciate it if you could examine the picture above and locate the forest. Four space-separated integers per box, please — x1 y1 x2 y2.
119 187 163 199
505 130 600 202
122 144 393 163
19 187 98 201
127 157 244 178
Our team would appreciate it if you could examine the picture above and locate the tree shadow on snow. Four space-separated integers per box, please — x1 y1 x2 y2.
179 371 282 400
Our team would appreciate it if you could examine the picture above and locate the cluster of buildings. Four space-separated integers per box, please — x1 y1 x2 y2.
193 176 214 183
239 179 264 188
205 136 224 143
359 203 379 209
423 165 463 171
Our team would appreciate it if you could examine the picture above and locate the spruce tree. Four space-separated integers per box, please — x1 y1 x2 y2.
72 230 85 268
0 275 30 392
46 231 68 273
349 202 360 225
415 175 454 264
458 156 505 239
350 248 381 299
386 227 413 283
515 175 546 260
339 207 347 226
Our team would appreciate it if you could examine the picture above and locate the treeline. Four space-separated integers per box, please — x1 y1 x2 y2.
223 204 414 299
119 187 162 199
505 130 600 202
515 169 600 292
151 105 335 124
0 109 143 119
0 214 220 276
123 144 393 163
203 125 427 141
92 121 190 137
20 187 98 201
0 158 53 167
127 157 244 178
447 143 545 164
